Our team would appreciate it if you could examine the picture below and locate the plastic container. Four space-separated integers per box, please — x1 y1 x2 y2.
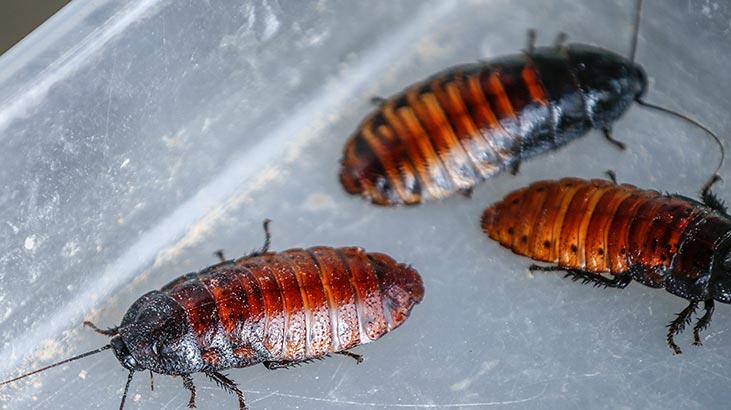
1 0 730 408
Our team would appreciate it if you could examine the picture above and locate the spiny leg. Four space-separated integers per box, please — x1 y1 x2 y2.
247 219 272 257
525 29 536 54
510 160 521 176
693 299 715 346
602 127 626 150
666 301 698 355
263 358 317 370
182 374 197 408
458 187 473 199
700 174 727 213
370 96 388 106
335 350 364 364
605 170 618 184
83 321 119 337
553 32 568 49
206 372 247 410
528 264 631 288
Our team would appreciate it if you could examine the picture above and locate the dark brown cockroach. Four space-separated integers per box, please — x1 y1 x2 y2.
0 221 424 409
339 0 724 205
481 176 731 354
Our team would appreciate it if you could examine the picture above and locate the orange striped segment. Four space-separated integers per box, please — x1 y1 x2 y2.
283 250 333 357
486 71 516 119
397 104 452 198
465 73 512 163
434 75 500 177
406 88 472 189
338 247 388 341
375 124 421 203
584 187 634 272
360 122 411 202
521 64 548 105
307 248 361 350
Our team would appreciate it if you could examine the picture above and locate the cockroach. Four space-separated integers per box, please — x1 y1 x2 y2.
339 0 724 205
481 175 731 354
0 220 424 409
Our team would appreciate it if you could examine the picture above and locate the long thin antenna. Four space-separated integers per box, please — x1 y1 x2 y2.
0 344 112 386
629 0 643 62
119 371 135 410
636 99 725 191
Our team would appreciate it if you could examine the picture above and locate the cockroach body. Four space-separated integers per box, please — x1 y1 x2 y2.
481 177 731 354
1 221 424 409
339 42 646 205
339 0 724 206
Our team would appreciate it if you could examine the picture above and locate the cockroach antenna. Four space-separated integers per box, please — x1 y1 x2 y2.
629 0 725 193
629 0 643 63
0 343 136 410
119 371 135 410
635 99 725 192
0 344 112 387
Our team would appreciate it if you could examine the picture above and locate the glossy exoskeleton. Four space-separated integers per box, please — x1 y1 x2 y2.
481 176 731 354
339 0 723 206
340 40 646 205
0 221 424 409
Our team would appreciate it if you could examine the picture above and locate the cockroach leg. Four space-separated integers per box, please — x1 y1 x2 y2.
602 127 627 150
458 187 474 199
335 350 364 364
525 29 536 54
553 32 568 49
83 321 119 337
263 359 306 370
666 301 698 355
214 250 226 263
206 372 247 410
509 160 521 176
605 170 618 184
528 264 631 288
182 374 197 408
693 299 715 346
701 174 727 213
149 370 154 391
247 219 272 257
562 270 631 288
370 96 388 106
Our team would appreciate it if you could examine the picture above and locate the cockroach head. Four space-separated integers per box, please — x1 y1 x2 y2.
111 336 142 371
117 291 203 375
567 44 647 127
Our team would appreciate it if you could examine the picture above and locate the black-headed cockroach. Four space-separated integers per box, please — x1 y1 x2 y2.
0 221 424 409
339 0 724 205
482 174 731 354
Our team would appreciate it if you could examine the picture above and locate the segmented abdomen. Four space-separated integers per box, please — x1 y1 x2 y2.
481 178 731 298
162 247 423 367
339 49 589 205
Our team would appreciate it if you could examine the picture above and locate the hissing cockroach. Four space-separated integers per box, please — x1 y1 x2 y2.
0 221 424 409
481 177 731 354
339 0 724 206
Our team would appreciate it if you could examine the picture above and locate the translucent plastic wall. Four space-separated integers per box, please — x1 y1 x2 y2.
1 0 730 409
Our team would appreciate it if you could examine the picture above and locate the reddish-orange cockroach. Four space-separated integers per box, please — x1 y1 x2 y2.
339 0 724 205
482 176 731 354
0 221 424 409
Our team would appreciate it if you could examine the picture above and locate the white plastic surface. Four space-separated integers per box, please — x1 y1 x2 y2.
1 0 730 409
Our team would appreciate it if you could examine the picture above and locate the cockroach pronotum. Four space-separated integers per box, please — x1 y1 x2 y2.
339 0 724 205
481 175 731 354
0 221 424 409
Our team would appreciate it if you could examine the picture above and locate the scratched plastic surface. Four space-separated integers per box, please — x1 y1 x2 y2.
1 0 730 409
